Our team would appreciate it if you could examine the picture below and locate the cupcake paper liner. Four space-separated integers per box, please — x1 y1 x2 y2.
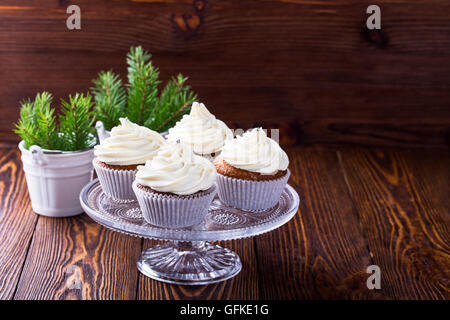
93 160 137 201
133 182 217 228
216 169 290 211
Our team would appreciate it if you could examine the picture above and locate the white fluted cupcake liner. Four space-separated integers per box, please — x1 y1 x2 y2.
132 182 217 228
93 160 137 201
216 169 290 211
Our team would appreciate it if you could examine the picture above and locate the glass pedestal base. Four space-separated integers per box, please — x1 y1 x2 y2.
81 179 300 285
137 241 242 285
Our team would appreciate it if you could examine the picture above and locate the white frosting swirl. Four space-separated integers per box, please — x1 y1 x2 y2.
94 118 165 166
221 128 289 175
167 102 233 155
135 142 217 195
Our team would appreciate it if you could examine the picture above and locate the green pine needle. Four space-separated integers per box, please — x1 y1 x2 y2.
91 70 126 131
14 92 59 150
91 46 197 133
36 92 58 149
126 46 160 125
15 100 41 149
146 74 197 132
14 91 96 151
60 93 95 151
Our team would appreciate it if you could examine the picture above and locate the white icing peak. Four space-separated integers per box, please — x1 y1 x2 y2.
167 102 233 155
190 101 213 119
221 128 289 175
94 118 165 166
135 142 217 195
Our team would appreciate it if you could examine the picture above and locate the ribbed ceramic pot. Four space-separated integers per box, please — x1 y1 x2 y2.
18 140 94 217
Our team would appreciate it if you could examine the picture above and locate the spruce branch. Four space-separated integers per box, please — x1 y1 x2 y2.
14 92 57 149
126 46 160 125
91 46 198 133
147 74 196 132
15 91 96 151
60 93 95 151
91 70 126 130
15 100 39 149
36 94 57 150
126 46 151 84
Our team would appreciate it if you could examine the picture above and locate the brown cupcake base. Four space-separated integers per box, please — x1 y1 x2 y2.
213 156 287 181
93 159 138 201
136 183 214 198
94 159 141 171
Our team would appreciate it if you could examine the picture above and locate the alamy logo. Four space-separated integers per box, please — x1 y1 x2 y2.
366 265 381 289
366 5 381 30
66 5 81 30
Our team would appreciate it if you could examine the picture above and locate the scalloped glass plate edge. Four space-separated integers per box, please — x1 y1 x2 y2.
79 179 300 242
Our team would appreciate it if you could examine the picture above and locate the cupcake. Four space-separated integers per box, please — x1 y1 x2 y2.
94 118 165 201
132 142 217 228
214 128 290 211
166 102 233 161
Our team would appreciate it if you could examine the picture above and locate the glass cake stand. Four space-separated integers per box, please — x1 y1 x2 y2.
80 179 300 285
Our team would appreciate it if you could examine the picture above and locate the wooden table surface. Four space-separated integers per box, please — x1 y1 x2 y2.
0 145 448 300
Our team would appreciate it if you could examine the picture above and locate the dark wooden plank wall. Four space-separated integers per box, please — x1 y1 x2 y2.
0 0 449 148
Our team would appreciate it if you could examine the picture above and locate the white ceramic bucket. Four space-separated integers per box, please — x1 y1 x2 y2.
18 140 95 217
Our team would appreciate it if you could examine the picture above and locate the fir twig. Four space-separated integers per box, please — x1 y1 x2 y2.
59 93 95 151
15 100 40 149
14 92 58 149
91 46 197 133
153 102 190 132
15 91 96 151
126 46 160 125
14 106 45 149
91 70 126 131
147 74 197 132
36 93 57 149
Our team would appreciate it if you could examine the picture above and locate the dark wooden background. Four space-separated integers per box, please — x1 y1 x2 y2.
0 0 449 148
0 1 449 301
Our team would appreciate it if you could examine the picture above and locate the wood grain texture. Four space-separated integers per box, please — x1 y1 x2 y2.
14 214 142 300
1 146 449 299
338 149 450 299
255 148 382 299
0 148 38 299
137 239 260 300
1 0 449 147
